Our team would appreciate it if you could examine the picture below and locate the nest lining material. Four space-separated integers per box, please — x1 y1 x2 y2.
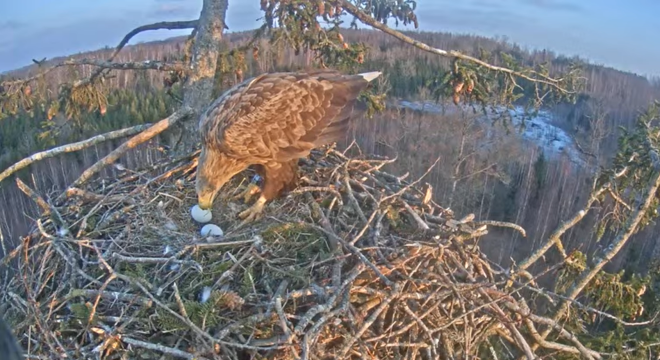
1 145 598 360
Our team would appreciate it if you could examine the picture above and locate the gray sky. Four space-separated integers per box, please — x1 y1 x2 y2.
1 0 659 76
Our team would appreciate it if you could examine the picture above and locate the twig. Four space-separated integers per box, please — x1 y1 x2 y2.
65 289 152 307
336 283 402 358
172 283 189 319
513 186 609 280
401 201 430 230
15 178 50 216
121 336 203 360
65 187 136 205
111 253 202 271
474 220 527 238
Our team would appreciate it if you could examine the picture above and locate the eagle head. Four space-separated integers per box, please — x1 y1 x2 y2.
195 146 244 210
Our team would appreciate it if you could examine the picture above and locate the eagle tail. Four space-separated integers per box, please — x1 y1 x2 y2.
299 70 382 149
357 71 382 83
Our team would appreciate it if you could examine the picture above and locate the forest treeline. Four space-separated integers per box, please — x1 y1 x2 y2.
1 28 660 276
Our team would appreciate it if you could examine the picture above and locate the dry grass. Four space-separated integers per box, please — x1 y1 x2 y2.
0 144 602 360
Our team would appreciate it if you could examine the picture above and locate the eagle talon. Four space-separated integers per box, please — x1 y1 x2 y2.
232 183 261 203
237 196 267 224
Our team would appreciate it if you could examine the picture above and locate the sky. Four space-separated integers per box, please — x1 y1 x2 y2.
0 0 659 77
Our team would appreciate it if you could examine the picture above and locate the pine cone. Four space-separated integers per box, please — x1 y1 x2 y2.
453 81 464 94
467 79 474 94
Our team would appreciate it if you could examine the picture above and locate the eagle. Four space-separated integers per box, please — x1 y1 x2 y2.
195 69 382 223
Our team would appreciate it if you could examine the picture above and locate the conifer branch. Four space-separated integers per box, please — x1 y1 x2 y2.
68 107 193 188
536 169 660 348
1 59 183 93
70 59 186 73
338 0 573 94
512 162 632 279
0 124 152 185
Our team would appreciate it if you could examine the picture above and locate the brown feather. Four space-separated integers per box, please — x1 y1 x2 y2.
195 69 380 210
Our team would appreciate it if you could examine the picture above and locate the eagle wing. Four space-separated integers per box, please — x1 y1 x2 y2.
199 70 373 163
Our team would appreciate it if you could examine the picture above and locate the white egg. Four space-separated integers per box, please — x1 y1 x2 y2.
190 204 212 223
201 224 224 237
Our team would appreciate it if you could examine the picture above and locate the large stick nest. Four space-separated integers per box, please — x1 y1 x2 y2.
1 146 600 360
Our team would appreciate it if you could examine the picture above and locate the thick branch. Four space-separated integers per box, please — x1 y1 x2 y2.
69 59 185 73
339 0 571 93
0 124 152 185
539 170 660 343
89 20 199 83
69 107 193 188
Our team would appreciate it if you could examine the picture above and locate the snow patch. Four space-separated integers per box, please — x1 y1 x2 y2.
392 100 589 168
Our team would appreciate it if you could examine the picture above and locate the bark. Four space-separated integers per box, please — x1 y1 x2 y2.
167 0 228 152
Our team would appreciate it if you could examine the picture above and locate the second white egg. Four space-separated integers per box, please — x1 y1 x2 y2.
201 224 224 237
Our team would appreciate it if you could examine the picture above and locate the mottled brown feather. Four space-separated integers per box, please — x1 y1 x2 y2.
195 69 379 209
199 70 371 162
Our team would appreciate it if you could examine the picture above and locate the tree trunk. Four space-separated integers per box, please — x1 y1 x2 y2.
166 0 228 153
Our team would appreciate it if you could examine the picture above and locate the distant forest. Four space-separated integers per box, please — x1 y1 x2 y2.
2 28 660 276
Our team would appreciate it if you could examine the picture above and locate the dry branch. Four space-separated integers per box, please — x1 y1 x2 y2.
0 123 152 185
85 19 199 85
105 20 198 65
69 107 192 188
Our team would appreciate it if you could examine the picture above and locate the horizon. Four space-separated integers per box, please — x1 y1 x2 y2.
1 1 659 78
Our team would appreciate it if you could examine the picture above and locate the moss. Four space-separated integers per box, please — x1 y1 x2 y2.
261 222 331 264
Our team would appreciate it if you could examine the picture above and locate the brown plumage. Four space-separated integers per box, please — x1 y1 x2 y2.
195 69 382 222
